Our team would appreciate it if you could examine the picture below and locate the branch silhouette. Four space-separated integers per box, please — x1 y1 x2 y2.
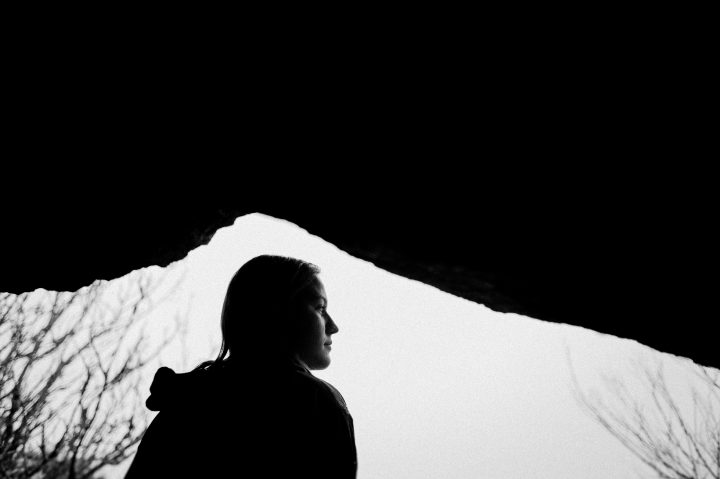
568 349 720 479
0 268 185 479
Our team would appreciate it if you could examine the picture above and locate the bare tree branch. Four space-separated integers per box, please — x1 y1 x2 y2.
0 265 188 479
567 348 720 479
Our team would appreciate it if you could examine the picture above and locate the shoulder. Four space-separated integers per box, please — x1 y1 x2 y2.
292 369 350 414
315 377 350 413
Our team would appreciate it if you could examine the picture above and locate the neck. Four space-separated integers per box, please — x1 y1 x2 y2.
291 355 312 372
225 354 308 372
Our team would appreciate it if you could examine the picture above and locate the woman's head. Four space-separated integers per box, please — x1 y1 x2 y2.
214 255 338 370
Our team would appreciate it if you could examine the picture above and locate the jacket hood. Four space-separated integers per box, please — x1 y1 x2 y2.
145 358 310 411
145 366 216 411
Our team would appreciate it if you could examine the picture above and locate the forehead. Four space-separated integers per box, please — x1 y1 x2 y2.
302 276 327 302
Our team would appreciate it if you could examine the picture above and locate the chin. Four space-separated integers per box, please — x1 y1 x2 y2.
308 356 331 370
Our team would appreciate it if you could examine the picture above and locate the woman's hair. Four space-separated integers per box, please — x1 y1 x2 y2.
197 255 320 371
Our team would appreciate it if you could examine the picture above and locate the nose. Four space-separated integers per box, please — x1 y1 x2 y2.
326 314 339 335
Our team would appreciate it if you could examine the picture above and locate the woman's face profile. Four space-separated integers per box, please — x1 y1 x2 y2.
292 276 339 370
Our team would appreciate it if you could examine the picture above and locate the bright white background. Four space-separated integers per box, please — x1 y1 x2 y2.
104 213 712 479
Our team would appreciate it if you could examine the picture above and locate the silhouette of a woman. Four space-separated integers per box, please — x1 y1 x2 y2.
125 255 357 478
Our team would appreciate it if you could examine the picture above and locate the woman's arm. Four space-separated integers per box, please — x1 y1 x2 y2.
124 411 187 479
314 384 358 479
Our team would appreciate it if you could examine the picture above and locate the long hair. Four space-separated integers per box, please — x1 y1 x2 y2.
196 255 320 371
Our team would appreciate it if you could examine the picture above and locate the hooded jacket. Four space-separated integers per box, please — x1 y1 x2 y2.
124 359 357 478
